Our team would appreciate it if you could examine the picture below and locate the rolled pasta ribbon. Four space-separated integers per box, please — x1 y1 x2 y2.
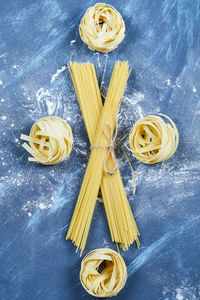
79 3 125 53
129 114 179 164
20 116 73 165
80 248 127 298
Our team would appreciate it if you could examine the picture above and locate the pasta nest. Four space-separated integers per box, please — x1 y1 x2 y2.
129 114 179 164
80 248 127 298
79 3 125 53
21 116 73 165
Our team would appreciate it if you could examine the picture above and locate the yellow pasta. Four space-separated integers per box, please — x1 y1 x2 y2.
67 62 140 254
79 3 125 53
80 248 127 298
129 114 179 164
20 116 73 165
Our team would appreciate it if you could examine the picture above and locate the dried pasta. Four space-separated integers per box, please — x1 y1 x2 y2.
79 3 125 53
67 62 140 254
20 116 73 165
80 248 127 298
129 114 179 164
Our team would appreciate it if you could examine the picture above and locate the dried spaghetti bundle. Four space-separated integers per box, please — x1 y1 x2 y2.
20 116 73 165
67 62 139 254
80 248 127 298
79 3 125 53
129 114 179 164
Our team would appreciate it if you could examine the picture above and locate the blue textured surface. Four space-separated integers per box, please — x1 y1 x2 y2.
0 0 200 299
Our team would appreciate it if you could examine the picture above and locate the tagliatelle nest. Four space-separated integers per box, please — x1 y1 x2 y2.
20 116 73 165
129 114 179 164
79 3 125 53
80 248 127 298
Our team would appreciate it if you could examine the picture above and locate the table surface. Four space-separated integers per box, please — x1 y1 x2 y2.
0 0 200 299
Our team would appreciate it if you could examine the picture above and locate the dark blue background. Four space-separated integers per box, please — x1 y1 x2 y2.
0 0 199 299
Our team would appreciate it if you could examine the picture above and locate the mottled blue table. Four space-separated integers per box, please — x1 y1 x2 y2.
0 0 199 299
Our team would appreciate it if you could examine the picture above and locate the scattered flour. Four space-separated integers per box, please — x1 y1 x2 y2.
0 80 3 85
38 202 52 210
174 279 200 300
176 289 184 300
22 196 55 216
121 91 145 121
100 53 108 91
36 87 51 101
1 116 7 120
175 78 181 88
36 87 63 115
1 98 5 102
162 278 200 300
38 203 46 210
124 91 144 104
96 52 101 69
51 65 67 83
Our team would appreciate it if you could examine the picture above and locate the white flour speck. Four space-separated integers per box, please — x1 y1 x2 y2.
1 98 5 102
0 80 3 85
192 86 197 93
166 79 171 86
12 65 19 69
38 203 47 210
70 40 76 45
51 66 67 83
1 116 7 120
